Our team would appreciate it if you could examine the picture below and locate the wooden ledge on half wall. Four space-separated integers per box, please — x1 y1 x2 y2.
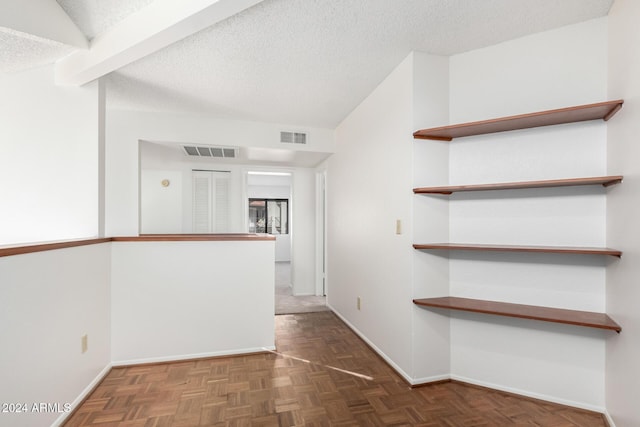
0 234 276 257
116 234 276 242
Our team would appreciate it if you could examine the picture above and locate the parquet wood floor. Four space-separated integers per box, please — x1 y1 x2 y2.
63 312 607 426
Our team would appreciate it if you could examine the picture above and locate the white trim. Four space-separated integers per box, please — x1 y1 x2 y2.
329 305 414 384
51 363 112 427
603 410 616 427
410 374 451 385
111 346 276 367
329 305 608 415
450 374 606 414
315 170 327 296
248 171 292 176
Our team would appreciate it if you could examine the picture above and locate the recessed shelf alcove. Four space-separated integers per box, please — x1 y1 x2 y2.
412 100 624 333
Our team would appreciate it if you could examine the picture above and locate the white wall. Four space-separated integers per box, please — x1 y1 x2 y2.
113 114 327 294
140 170 183 233
110 240 275 364
411 53 451 382
106 109 335 236
448 18 609 410
329 19 614 410
291 168 316 295
606 1 640 426
0 244 111 427
139 141 245 234
0 65 101 245
329 53 417 379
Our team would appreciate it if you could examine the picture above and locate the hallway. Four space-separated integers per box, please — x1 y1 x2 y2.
275 262 328 315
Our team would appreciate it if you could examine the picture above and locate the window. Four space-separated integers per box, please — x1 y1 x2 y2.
248 199 288 234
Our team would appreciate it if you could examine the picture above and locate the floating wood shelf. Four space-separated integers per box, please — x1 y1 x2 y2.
413 100 624 141
413 296 621 332
414 175 623 195
413 243 622 258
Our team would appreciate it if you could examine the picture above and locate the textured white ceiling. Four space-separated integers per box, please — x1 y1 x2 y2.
2 0 614 128
56 0 158 39
105 0 614 127
0 0 155 74
0 28 74 73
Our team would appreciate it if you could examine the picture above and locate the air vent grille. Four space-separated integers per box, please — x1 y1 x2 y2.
184 146 199 156
280 131 307 144
182 145 237 158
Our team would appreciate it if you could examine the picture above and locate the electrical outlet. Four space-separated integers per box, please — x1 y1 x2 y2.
357 296 361 310
81 334 88 354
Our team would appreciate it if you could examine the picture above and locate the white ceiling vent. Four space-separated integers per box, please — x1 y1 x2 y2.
182 145 237 158
280 131 307 144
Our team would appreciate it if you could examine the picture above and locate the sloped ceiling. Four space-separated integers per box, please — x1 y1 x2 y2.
0 29 74 73
56 0 157 40
2 0 614 128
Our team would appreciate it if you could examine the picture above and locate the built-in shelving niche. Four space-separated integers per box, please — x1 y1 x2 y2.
412 99 624 333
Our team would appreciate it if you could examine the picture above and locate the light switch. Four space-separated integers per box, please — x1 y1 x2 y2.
396 219 402 235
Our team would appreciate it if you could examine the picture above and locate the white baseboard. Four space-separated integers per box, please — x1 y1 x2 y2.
451 374 606 414
603 410 616 427
329 305 414 384
51 363 112 427
410 374 451 385
111 346 276 367
327 305 607 416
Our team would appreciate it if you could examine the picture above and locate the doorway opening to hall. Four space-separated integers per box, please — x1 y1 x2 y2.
246 170 327 315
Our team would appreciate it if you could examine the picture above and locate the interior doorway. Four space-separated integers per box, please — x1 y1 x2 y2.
246 171 292 263
246 170 327 314
275 261 328 314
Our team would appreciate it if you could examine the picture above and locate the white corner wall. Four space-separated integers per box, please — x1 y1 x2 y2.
411 53 451 382
0 66 101 245
329 18 615 410
448 18 609 410
606 1 640 426
0 245 111 427
110 241 275 364
329 53 418 379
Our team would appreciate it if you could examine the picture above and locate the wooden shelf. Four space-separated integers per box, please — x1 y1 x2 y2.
414 175 623 195
413 100 623 141
413 243 622 258
413 297 621 332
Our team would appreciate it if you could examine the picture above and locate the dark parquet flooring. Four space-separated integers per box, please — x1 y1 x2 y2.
63 312 606 426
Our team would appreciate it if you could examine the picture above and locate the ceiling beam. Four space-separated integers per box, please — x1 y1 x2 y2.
0 0 87 48
55 0 263 86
